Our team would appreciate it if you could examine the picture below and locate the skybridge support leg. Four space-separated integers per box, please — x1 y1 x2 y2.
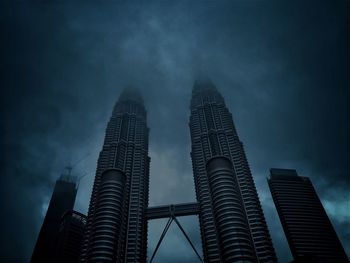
148 207 203 263
173 216 203 263
149 217 173 263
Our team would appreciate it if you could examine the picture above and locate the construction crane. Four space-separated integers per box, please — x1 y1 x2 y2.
60 153 91 185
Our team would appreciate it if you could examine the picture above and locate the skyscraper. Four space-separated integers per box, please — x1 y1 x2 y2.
55 210 87 263
31 174 77 262
268 168 349 263
189 80 277 262
80 88 150 262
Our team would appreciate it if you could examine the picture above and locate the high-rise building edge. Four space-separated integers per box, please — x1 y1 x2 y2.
31 174 78 262
268 168 349 263
189 80 277 262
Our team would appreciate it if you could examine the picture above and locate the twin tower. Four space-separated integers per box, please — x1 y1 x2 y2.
80 81 277 263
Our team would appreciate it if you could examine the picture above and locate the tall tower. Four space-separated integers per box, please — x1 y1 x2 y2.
189 80 277 262
80 88 150 262
31 174 77 262
268 168 349 263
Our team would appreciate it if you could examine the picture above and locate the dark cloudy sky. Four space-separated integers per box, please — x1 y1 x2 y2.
1 0 349 262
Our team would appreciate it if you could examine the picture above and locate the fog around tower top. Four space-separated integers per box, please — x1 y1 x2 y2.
1 1 349 262
193 79 217 92
119 86 144 104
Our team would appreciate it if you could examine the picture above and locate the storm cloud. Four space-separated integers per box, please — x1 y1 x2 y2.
1 1 349 262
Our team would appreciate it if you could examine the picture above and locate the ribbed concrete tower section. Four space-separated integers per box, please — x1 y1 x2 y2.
80 88 150 263
189 81 277 263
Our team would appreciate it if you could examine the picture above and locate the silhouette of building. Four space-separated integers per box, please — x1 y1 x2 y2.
55 210 87 263
189 80 277 262
80 87 150 262
31 174 77 262
268 168 349 263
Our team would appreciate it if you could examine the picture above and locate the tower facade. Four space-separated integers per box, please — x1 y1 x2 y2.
189 80 277 262
268 168 349 263
80 88 150 262
55 210 87 263
31 175 77 262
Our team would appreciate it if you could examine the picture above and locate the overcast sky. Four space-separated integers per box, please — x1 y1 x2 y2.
1 1 349 262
